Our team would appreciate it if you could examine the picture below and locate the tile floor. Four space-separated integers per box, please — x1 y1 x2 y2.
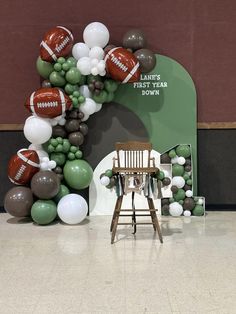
0 212 236 314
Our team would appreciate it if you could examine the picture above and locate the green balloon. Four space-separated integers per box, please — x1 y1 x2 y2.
68 152 75 160
183 173 190 181
66 57 77 68
105 169 113 178
193 205 204 216
62 141 71 153
187 179 192 185
55 144 63 152
65 67 81 84
63 159 93 190
169 197 175 203
54 63 62 71
54 184 70 203
49 71 66 87
75 150 83 159
104 79 119 93
172 164 184 176
50 152 66 166
106 92 115 103
176 145 191 158
168 149 176 158
31 200 57 225
65 83 77 95
87 74 101 84
57 57 66 64
36 56 54 79
157 170 165 180
62 62 70 71
173 189 186 201
92 90 108 103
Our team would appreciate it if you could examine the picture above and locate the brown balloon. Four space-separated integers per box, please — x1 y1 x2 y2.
79 123 88 136
4 186 33 217
161 198 170 206
160 153 171 164
185 165 192 172
41 80 51 88
162 177 171 186
68 131 84 146
67 110 78 119
54 166 62 174
52 125 67 138
31 170 60 199
77 112 84 119
183 197 195 211
104 44 116 54
134 48 156 73
106 177 116 189
65 119 80 133
122 29 147 51
184 184 191 191
171 185 179 194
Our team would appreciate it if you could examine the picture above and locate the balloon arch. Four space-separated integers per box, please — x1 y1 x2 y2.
4 22 159 225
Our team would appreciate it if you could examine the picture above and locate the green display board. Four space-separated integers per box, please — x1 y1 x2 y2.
114 54 197 193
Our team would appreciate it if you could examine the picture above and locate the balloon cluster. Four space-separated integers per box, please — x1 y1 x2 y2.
160 144 205 216
100 169 116 189
5 22 156 225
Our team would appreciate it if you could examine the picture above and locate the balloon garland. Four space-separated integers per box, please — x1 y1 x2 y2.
4 22 157 225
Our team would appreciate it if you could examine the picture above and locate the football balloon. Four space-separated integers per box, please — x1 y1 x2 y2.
40 26 74 62
8 149 40 185
105 47 140 83
25 88 72 118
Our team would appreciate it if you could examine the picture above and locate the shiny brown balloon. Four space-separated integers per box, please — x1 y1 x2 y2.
184 184 191 191
77 112 84 119
134 48 156 73
122 29 147 51
67 110 78 119
185 165 192 172
68 131 84 146
4 187 33 217
183 197 195 211
54 166 62 174
79 123 88 136
185 159 191 166
171 185 179 194
161 198 170 206
162 204 170 216
160 153 171 164
162 177 171 186
106 177 116 189
65 119 80 133
52 125 67 138
41 80 52 88
31 170 60 199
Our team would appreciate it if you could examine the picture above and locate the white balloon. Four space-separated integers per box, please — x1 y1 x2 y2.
89 46 105 60
178 156 186 165
37 150 49 160
40 162 48 170
100 176 110 186
77 57 91 75
28 144 42 151
184 210 191 217
24 116 52 144
72 42 90 60
198 198 204 205
95 103 102 112
172 176 185 188
99 70 106 76
48 160 56 169
90 58 99 67
83 22 109 48
185 190 193 197
57 194 88 224
42 156 49 163
80 98 96 115
58 117 66 126
79 85 92 98
169 202 183 217
171 156 179 164
91 67 99 76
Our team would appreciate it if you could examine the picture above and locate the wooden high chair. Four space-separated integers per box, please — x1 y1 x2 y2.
110 141 163 244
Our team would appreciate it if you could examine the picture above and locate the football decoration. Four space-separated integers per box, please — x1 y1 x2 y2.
8 149 40 185
105 47 141 83
25 88 72 118
40 26 74 62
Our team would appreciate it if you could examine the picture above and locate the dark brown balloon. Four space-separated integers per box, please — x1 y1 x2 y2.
41 80 52 88
184 184 191 191
183 197 195 211
4 187 33 217
162 177 171 186
171 185 179 194
185 165 192 172
65 119 80 133
160 153 171 164
104 44 116 54
161 198 170 206
162 204 170 215
31 170 60 199
77 112 84 119
68 131 84 146
67 110 78 119
185 159 191 166
106 177 116 189
52 125 67 138
54 166 62 174
122 29 147 51
134 48 156 73
79 123 88 136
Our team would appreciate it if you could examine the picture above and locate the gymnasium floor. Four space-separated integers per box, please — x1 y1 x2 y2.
0 212 236 314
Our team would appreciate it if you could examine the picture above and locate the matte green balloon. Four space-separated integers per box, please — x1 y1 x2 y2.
183 173 190 181
54 184 70 203
49 71 66 87
92 90 108 103
172 164 184 176
66 57 77 68
63 159 93 190
104 79 119 93
176 145 191 158
65 67 81 84
36 56 54 79
50 152 66 166
105 169 113 178
193 205 204 216
168 149 176 158
106 92 115 103
173 189 186 201
31 200 57 225
157 170 165 180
